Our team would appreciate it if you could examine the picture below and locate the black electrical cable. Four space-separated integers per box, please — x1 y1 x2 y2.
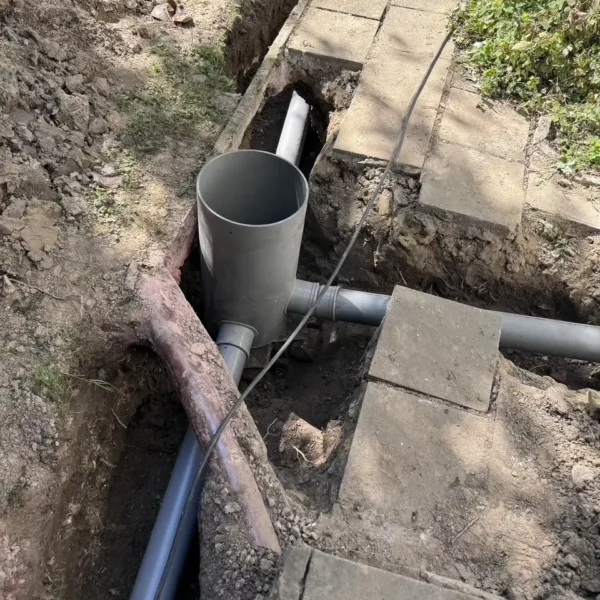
155 30 453 599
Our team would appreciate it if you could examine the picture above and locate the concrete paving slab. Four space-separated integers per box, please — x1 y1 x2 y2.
391 0 459 14
376 6 450 55
339 381 493 523
368 285 502 411
419 140 525 233
271 545 312 600
439 88 529 162
302 548 488 599
287 7 379 69
334 46 450 167
527 170 600 230
312 0 387 20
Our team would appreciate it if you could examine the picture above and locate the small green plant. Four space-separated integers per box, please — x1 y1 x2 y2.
34 366 71 405
452 0 600 171
121 42 236 152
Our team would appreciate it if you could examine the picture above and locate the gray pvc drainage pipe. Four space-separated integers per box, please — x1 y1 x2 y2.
130 323 255 600
133 97 312 600
276 91 310 166
287 279 600 362
499 313 600 362
287 279 391 327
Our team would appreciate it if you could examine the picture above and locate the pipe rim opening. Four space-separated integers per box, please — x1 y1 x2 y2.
196 150 309 228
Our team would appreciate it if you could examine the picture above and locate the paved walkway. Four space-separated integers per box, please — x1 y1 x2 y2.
286 0 600 232
311 287 595 598
272 546 497 600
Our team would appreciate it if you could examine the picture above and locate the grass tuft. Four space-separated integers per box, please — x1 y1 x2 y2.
452 0 600 172
120 43 236 153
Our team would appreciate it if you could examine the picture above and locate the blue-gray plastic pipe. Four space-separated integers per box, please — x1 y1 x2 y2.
130 323 255 600
287 279 600 362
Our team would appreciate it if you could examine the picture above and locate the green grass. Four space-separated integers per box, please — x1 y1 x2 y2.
34 366 71 406
120 43 236 153
452 0 600 172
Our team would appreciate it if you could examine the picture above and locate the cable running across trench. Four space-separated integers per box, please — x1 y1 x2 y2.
156 30 454 597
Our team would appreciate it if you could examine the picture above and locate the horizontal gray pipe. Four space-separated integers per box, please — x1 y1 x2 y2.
131 323 254 600
287 279 391 327
499 313 600 362
288 280 600 362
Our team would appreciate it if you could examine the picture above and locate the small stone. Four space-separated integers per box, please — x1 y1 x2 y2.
2 275 15 295
0 216 26 236
191 343 206 356
3 199 27 219
58 91 90 131
575 173 600 188
101 164 117 177
42 40 67 61
95 78 111 98
173 3 193 23
89 117 108 135
259 558 273 571
65 74 85 94
565 553 580 569
533 114 552 144
572 463 595 489
223 502 241 514
589 391 600 421
28 249 46 263
61 196 85 217
14 124 34 144
20 224 59 253
151 3 172 20
92 173 123 189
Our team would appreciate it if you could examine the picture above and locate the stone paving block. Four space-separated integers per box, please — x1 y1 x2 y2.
302 548 488 599
369 285 502 411
312 0 387 20
377 6 450 55
339 381 493 523
287 7 379 69
391 0 458 13
271 545 312 600
527 170 600 230
420 141 525 233
334 46 450 167
439 87 529 162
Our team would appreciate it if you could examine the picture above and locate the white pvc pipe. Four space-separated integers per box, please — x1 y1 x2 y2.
275 91 310 166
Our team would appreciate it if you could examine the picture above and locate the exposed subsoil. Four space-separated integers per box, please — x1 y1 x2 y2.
43 349 187 600
242 320 373 509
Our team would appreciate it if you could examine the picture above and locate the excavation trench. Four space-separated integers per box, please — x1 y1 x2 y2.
44 12 600 600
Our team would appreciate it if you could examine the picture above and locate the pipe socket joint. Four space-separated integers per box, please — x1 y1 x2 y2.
287 280 340 321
